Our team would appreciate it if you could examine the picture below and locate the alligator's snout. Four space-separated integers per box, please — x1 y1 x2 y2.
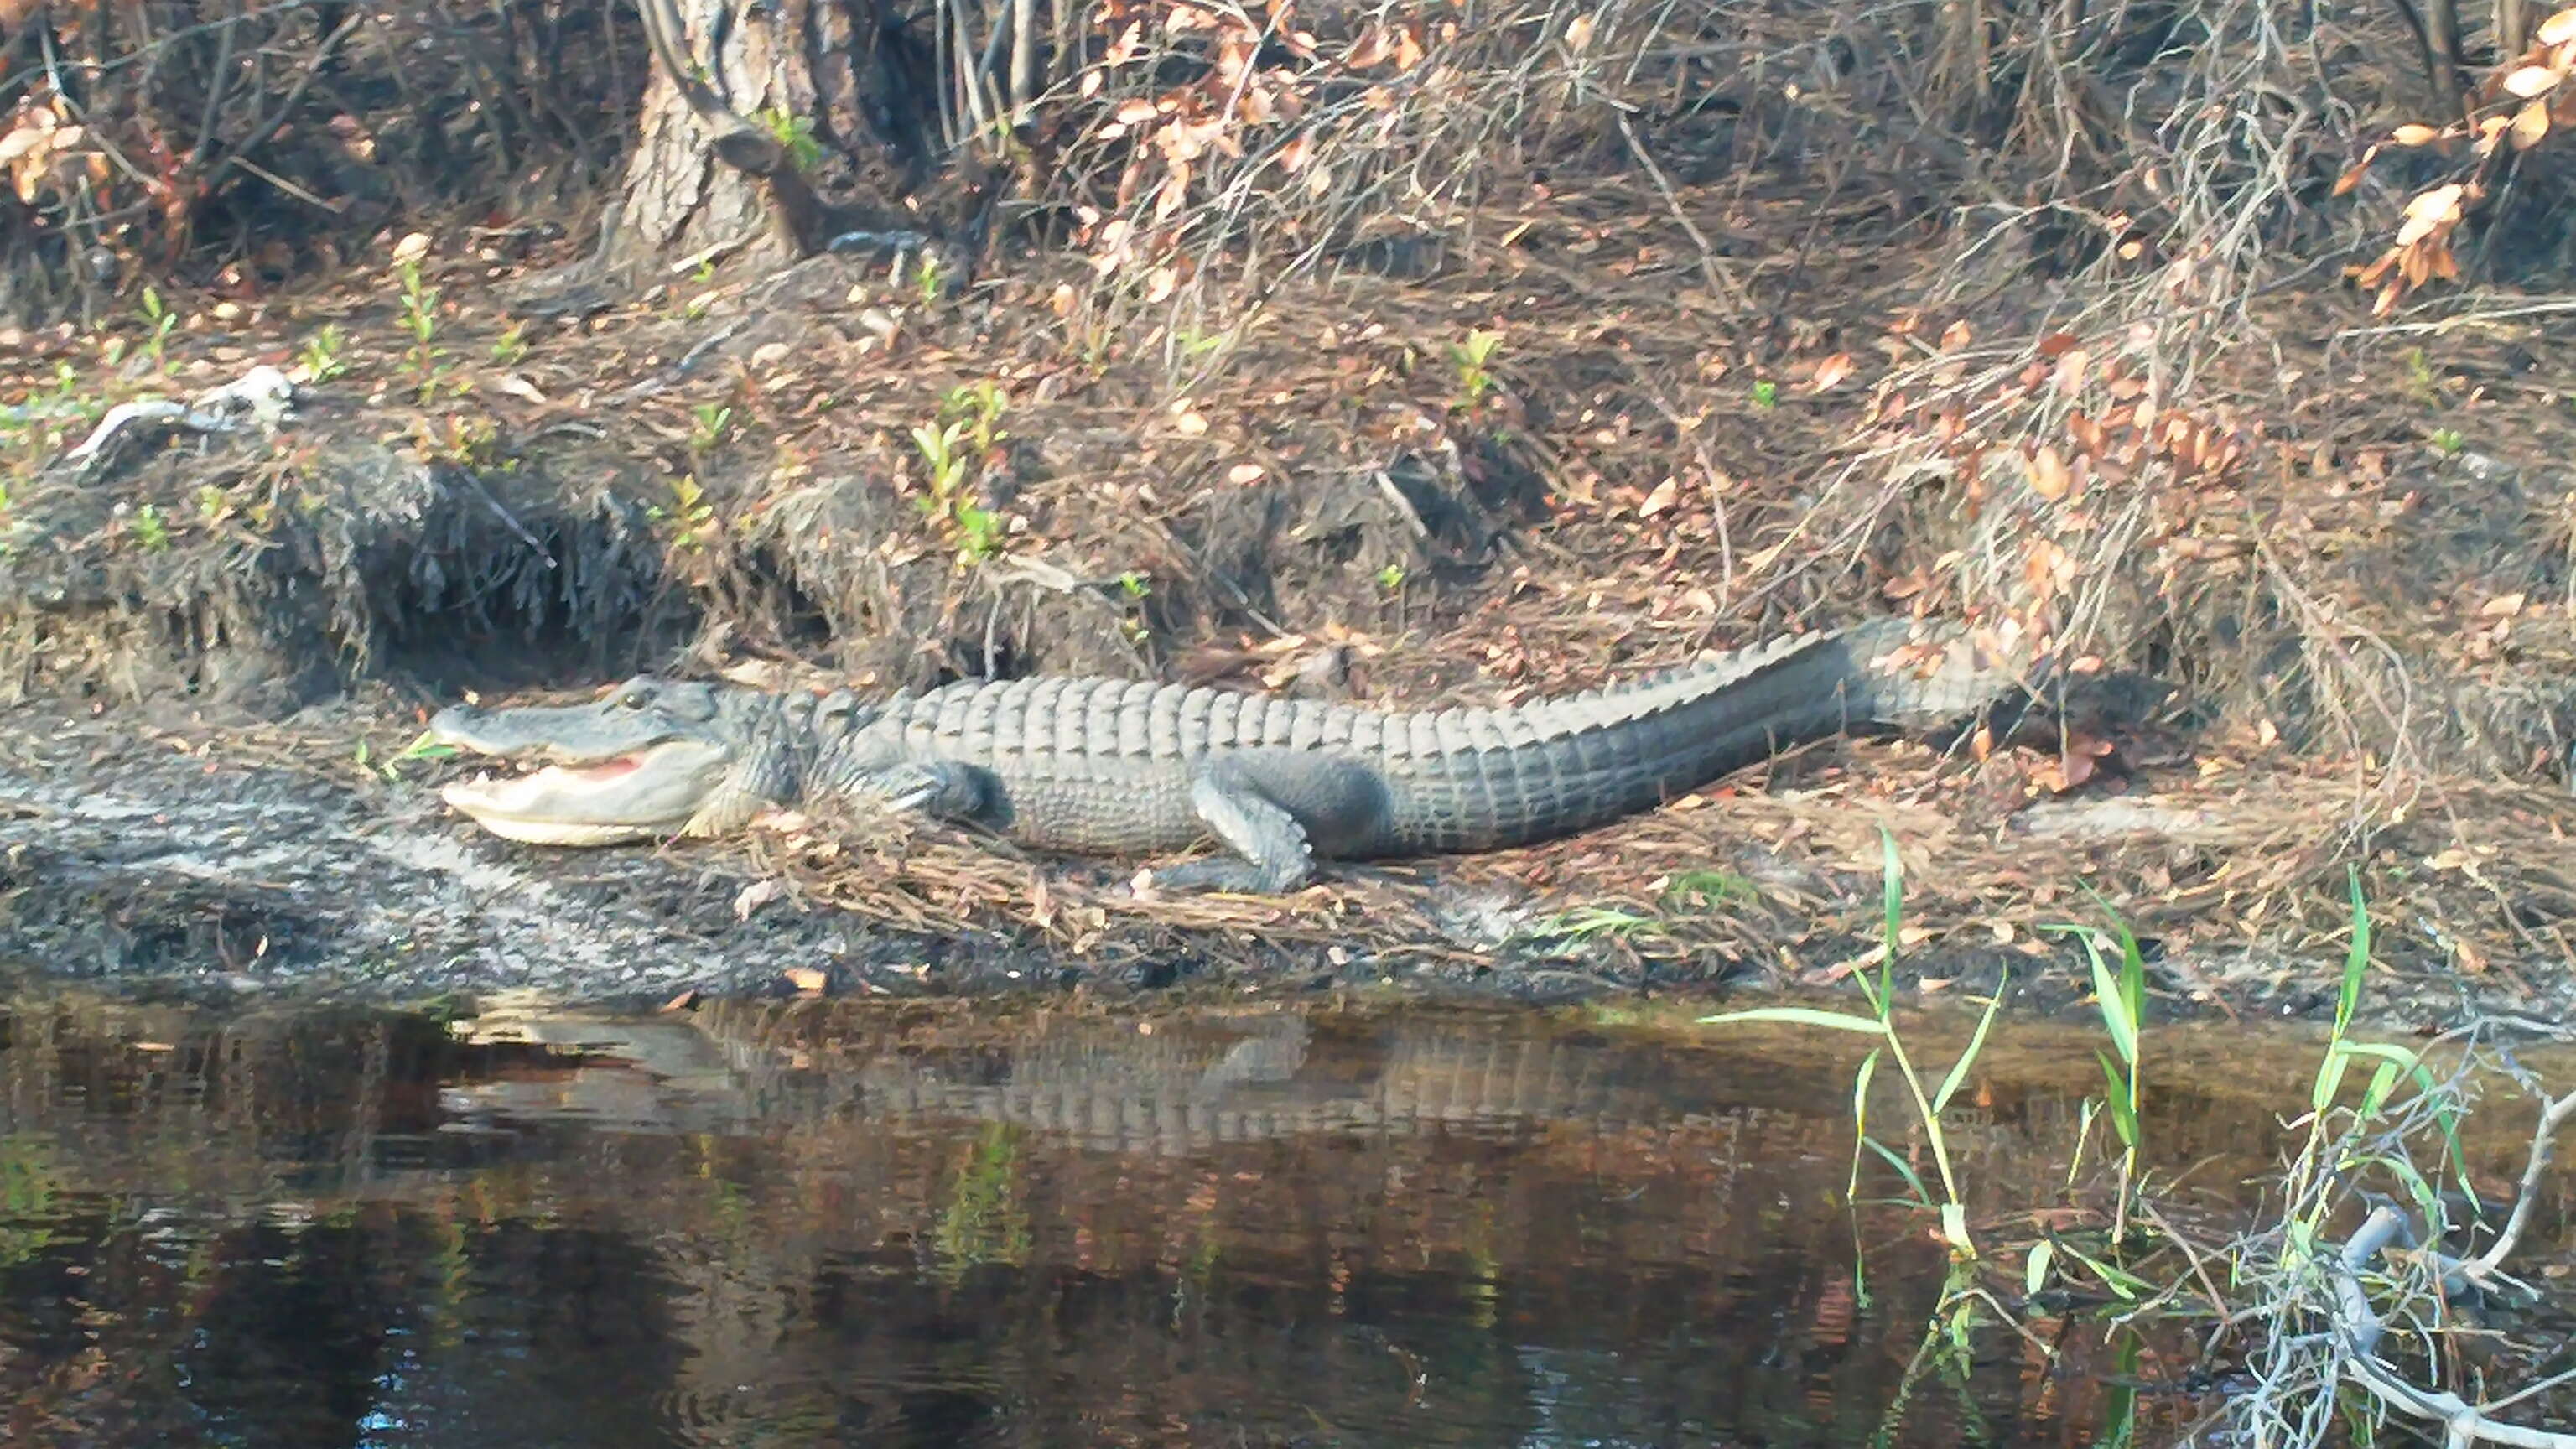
425 701 612 764
426 702 532 760
422 693 740 846
427 703 483 744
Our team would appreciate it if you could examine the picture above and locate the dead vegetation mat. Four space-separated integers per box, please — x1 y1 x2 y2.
6 169 2573 768
704 739 2576 1023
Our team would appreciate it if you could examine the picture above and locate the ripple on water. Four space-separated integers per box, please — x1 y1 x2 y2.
7 993 2528 1447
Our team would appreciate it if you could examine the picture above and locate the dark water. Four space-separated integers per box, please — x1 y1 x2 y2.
0 990 2546 1448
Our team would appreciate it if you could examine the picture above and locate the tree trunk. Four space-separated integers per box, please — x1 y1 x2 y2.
597 0 947 279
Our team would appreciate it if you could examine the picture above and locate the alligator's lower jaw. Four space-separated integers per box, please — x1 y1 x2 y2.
439 752 699 846
440 810 669 846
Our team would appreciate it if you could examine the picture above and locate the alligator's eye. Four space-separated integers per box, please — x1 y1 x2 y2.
618 690 651 710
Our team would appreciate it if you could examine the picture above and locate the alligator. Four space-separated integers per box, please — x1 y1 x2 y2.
424 615 2021 893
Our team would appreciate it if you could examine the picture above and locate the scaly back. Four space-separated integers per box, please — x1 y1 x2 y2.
877 623 1922 766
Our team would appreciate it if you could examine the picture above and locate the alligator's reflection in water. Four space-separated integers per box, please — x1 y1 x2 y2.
0 993 2416 1446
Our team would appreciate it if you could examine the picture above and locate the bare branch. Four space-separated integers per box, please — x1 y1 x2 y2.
2324 1206 2576 1449
2458 1088 2576 1285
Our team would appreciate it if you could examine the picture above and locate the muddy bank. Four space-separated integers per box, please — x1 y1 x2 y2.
0 693 1666 1008
0 699 1199 1007
5 247 2576 1026
5 688 2573 1032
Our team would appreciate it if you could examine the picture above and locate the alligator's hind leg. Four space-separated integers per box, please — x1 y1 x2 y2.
853 761 987 820
1149 760 1317 894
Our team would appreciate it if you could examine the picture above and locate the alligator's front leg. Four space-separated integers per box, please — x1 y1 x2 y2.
1147 759 1319 895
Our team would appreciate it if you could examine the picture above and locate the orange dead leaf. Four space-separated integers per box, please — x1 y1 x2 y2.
2034 735 2115 793
1154 163 1190 221
2511 100 2553 148
2390 123 2444 145
2028 444 2073 501
1639 476 1680 517
2052 347 2090 395
2502 64 2563 98
2540 4 2576 44
2396 184 2465 247
1391 23 1424 69
1810 351 1855 391
783 967 829 994
2023 538 2070 605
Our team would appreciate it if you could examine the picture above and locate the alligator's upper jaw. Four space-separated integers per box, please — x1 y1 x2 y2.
433 734 735 846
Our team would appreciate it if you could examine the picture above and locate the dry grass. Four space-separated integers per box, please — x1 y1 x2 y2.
1030 0 2576 799
694 730 2576 1008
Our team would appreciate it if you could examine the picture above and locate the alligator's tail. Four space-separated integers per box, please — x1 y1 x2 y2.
1504 614 2022 742
1823 615 2029 727
1377 615 2028 854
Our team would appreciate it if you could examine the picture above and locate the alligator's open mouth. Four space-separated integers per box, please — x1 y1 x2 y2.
434 738 735 847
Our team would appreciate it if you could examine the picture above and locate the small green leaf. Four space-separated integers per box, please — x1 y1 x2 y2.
393 730 458 763
2023 1238 2054 1296
1858 1135 1934 1208
2083 933 2139 1065
2095 1049 2139 1148
2052 1239 2146 1300
2337 865 2371 1035
1849 1046 1882 1199
1932 968 2008 1113
2309 1046 2352 1114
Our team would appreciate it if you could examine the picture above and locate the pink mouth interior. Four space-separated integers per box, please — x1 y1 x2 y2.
556 755 646 780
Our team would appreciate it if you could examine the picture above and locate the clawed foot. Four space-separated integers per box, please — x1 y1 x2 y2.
1138 855 1315 896
862 763 984 820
